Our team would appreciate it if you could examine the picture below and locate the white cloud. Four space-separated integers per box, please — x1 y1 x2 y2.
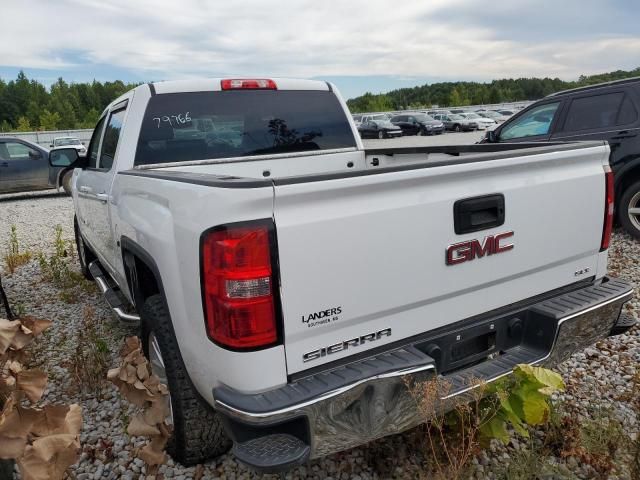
1 0 639 83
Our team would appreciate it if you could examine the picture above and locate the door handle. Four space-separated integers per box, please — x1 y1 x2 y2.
96 193 109 204
78 186 92 194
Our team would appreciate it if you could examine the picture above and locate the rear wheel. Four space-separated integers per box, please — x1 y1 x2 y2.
140 295 231 466
619 180 640 240
377 130 385 139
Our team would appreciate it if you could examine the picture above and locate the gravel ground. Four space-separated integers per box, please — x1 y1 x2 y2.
1 190 639 480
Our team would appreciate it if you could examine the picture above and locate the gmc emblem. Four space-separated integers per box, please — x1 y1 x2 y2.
446 231 514 265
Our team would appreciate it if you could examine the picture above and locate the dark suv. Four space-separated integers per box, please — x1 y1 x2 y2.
482 77 640 239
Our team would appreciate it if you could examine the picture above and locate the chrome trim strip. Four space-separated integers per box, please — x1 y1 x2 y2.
114 307 141 322
215 363 435 419
134 147 360 170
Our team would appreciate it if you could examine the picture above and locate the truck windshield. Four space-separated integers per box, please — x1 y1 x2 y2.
135 90 356 166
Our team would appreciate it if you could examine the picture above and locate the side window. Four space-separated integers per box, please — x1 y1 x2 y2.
2 142 39 160
500 102 560 140
617 95 638 125
99 108 126 170
87 116 107 168
562 93 624 132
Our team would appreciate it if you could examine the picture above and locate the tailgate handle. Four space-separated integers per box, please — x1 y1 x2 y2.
454 194 505 235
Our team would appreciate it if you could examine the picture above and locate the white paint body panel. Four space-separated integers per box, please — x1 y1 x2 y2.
273 146 610 373
71 79 611 400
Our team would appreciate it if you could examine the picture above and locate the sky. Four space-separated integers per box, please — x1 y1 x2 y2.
1 0 639 100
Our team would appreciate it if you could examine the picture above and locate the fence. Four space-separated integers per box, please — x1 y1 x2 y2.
0 129 93 148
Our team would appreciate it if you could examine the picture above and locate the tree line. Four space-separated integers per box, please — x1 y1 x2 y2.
1 68 639 130
347 67 640 113
0 71 139 132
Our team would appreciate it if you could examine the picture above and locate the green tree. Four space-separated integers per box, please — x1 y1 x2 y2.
448 88 463 107
39 110 61 130
16 116 31 132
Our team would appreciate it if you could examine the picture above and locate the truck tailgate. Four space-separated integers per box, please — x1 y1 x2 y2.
273 144 610 374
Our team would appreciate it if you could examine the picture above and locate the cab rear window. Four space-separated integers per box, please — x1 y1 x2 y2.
135 90 356 166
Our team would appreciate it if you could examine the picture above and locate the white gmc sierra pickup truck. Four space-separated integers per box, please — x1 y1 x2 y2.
49 78 635 473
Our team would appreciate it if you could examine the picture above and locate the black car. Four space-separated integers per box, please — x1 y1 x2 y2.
482 77 640 239
357 120 402 139
389 114 444 136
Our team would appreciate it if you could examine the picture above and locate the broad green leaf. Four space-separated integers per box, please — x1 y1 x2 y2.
499 396 529 438
515 364 565 391
514 387 549 425
480 416 509 443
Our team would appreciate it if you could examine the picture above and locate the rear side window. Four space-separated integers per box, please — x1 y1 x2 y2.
135 90 356 166
562 92 624 132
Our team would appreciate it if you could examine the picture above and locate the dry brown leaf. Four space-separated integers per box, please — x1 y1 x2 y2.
17 370 48 403
0 319 20 354
10 325 35 351
0 404 36 440
0 435 28 459
19 318 52 337
128 414 161 437
143 400 168 425
107 367 120 381
138 436 168 466
18 434 79 480
137 363 150 380
30 404 82 437
8 360 22 374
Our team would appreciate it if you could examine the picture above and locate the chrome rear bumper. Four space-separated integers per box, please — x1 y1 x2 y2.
214 277 633 472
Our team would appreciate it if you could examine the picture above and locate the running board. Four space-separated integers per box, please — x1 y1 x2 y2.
89 261 140 325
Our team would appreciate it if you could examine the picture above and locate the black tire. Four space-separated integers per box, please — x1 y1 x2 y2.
140 295 231 466
61 171 73 195
618 180 640 240
454 124 461 132
74 218 95 280
377 130 385 139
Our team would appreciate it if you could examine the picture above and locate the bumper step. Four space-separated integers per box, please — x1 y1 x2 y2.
611 311 637 335
233 434 310 474
89 261 140 325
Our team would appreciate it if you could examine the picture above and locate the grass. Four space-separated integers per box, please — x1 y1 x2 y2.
67 306 111 395
37 225 96 302
3 225 32 274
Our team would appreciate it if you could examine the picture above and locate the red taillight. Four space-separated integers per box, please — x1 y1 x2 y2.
601 167 614 251
220 79 277 90
201 222 280 349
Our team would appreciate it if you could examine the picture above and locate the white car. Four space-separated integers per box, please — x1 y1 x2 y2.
478 111 510 123
49 77 634 473
50 137 87 155
458 112 496 130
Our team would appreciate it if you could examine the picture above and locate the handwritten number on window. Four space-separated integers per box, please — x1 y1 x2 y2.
152 112 191 128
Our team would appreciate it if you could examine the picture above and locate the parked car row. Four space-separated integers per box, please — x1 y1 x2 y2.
355 113 446 139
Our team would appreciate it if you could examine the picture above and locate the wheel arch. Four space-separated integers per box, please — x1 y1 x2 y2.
120 237 166 313
614 159 640 203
